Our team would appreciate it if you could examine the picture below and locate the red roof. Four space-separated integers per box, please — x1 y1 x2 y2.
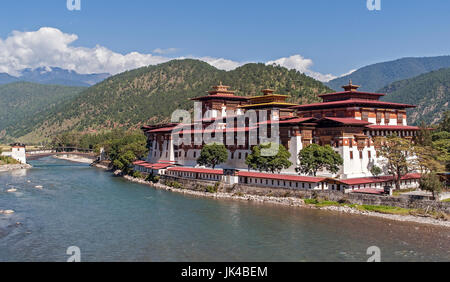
337 173 421 185
133 161 173 169
167 167 224 175
366 125 420 131
319 117 371 125
147 126 179 133
318 91 385 98
238 171 325 183
292 99 416 110
257 117 317 125
180 127 257 134
191 94 249 101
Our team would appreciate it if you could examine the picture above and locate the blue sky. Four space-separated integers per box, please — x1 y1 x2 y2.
0 0 449 80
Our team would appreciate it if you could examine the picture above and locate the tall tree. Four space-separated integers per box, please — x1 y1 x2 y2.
420 173 444 200
417 121 433 146
197 143 228 169
374 135 415 190
297 144 343 176
413 145 445 175
246 142 292 173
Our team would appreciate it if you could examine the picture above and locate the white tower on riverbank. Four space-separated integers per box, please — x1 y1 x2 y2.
6 143 27 164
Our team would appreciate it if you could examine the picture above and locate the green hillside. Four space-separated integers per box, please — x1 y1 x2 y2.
12 59 332 143
379 68 450 125
327 56 450 92
0 82 85 141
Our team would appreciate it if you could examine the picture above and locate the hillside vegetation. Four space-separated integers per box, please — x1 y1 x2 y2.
13 59 332 143
379 68 450 125
327 56 450 92
0 82 85 141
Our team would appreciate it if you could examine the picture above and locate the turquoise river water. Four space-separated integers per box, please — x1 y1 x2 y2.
0 157 449 262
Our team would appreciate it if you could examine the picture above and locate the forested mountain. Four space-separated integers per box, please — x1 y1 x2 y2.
0 82 85 141
379 68 450 125
11 59 332 143
327 56 450 92
0 73 18 84
0 67 110 87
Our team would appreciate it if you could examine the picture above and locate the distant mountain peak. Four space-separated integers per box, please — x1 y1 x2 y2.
0 67 110 87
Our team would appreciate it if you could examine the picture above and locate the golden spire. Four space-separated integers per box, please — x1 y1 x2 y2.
342 80 360 92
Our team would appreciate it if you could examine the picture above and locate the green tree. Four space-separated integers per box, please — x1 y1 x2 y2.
197 143 228 169
297 144 343 176
438 111 450 132
420 173 444 200
370 165 383 177
417 121 432 146
246 142 292 173
104 130 148 174
375 135 415 190
414 145 445 175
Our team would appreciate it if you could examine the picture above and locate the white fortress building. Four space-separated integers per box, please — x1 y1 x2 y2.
135 82 421 192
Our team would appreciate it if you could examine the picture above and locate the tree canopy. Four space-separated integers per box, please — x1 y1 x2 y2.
197 143 228 169
375 135 415 190
297 144 343 176
246 142 292 173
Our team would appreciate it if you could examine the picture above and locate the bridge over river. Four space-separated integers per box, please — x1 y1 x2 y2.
26 147 98 161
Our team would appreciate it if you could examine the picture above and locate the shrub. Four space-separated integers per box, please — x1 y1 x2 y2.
205 185 218 193
146 174 161 183
132 170 144 179
166 180 183 189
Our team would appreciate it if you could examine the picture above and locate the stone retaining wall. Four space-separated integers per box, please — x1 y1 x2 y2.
161 175 450 213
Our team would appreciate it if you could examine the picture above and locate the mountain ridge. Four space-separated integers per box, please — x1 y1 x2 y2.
379 67 450 125
0 81 85 141
327 55 450 92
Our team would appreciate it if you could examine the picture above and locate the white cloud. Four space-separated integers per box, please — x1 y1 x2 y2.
266 54 338 82
196 56 246 71
153 47 178 55
0 27 340 82
339 69 357 77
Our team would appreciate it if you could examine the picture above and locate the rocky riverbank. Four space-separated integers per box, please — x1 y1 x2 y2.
53 154 95 164
122 175 450 228
0 164 32 172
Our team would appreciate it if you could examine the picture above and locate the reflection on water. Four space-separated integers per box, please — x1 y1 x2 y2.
0 157 449 262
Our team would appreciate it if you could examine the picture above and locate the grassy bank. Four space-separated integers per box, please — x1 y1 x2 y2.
303 198 449 219
0 155 20 165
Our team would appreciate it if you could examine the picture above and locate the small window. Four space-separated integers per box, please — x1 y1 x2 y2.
368 151 372 159
350 151 353 159
362 111 369 121
359 151 363 159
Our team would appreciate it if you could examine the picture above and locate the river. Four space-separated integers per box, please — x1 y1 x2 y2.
0 157 449 262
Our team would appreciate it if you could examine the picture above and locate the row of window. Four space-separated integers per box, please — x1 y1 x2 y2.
349 150 377 160
166 170 222 181
239 177 314 189
348 179 419 190
369 130 416 137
